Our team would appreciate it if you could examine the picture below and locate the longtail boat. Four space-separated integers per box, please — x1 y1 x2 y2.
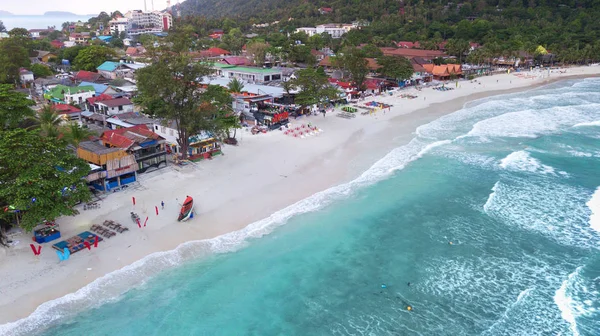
178 196 194 221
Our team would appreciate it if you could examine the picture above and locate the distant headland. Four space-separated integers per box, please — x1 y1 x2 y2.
0 10 13 16
43 11 78 16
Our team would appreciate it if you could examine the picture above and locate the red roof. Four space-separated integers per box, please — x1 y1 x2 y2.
380 47 446 59
396 41 420 49
101 125 161 149
220 56 253 66
50 40 63 49
87 93 113 104
53 104 82 114
200 47 231 57
74 70 101 82
320 7 333 12
364 78 384 90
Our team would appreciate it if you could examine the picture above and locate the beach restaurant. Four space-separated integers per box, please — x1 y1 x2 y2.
253 102 291 129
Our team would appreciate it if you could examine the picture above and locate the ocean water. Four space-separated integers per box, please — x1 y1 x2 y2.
0 15 93 30
2 78 600 336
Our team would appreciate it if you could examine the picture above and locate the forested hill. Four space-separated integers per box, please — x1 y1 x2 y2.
179 0 600 55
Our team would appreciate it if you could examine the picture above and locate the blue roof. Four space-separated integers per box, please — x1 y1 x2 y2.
79 81 109 95
97 61 120 72
98 36 113 42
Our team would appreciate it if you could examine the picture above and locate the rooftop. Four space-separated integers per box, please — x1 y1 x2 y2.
79 140 123 155
213 63 282 75
97 61 121 72
97 97 133 108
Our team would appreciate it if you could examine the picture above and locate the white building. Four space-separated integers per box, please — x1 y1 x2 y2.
123 10 172 36
295 24 355 39
19 69 34 83
109 18 131 35
96 97 135 116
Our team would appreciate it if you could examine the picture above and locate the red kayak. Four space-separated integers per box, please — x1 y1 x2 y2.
178 196 194 221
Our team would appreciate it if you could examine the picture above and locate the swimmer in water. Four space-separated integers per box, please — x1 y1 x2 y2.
407 282 411 286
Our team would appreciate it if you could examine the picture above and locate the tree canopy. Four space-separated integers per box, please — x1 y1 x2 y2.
0 85 34 130
73 45 117 71
0 129 91 231
337 47 369 91
291 67 340 108
377 56 414 81
135 27 222 158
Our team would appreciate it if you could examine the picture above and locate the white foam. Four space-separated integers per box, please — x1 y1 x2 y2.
586 187 600 234
573 120 600 128
554 267 583 336
483 181 500 213
499 150 563 176
463 104 600 139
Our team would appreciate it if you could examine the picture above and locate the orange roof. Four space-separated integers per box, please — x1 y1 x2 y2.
422 64 435 72
425 64 463 76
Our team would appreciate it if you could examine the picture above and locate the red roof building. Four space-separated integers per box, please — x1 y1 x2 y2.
200 47 231 58
50 40 64 49
380 47 446 60
101 125 163 150
53 104 82 114
220 56 253 66
74 70 101 82
86 93 113 105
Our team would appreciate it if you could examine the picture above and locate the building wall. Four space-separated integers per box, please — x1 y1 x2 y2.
100 104 135 116
64 91 95 105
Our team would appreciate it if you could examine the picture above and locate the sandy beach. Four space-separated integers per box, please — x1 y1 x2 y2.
1 66 599 327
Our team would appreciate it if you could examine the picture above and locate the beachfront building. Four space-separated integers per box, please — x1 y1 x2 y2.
77 141 138 192
152 120 221 160
101 125 168 173
295 24 356 39
212 63 282 83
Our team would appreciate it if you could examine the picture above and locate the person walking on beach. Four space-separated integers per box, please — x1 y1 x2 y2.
161 201 165 209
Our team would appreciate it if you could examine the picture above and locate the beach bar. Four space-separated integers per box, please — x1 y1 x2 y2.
77 141 138 191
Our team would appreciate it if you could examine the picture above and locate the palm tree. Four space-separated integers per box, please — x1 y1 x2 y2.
227 77 245 93
63 123 94 147
28 105 63 137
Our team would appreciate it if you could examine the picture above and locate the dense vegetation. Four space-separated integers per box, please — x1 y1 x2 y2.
178 0 600 62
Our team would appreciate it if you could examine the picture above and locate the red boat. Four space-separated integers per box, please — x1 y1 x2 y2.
178 196 194 221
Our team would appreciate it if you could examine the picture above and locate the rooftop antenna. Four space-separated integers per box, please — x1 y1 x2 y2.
152 0 154 10
144 0 147 12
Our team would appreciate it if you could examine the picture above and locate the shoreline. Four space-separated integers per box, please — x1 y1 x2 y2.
1 67 599 331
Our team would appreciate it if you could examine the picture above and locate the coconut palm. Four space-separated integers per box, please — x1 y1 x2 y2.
227 77 245 93
28 105 63 137
63 123 94 147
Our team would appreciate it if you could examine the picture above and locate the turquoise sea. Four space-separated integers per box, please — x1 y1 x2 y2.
2 78 600 335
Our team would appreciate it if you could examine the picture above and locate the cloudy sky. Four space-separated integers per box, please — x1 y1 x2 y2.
3 0 170 15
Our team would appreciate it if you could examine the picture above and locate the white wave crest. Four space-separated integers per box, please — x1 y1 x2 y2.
587 187 600 234
463 104 600 139
483 181 500 213
554 267 584 336
573 120 600 128
499 150 564 176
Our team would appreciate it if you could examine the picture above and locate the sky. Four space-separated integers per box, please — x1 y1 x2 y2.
1 0 171 15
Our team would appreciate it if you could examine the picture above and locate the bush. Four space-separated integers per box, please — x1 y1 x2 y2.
30 64 53 78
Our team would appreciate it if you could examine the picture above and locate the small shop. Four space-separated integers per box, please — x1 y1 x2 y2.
33 222 61 244
188 134 222 161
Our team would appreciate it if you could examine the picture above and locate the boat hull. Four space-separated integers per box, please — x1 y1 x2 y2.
178 196 194 222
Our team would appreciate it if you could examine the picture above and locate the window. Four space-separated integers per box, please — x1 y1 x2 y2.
119 105 123 111
155 125 158 130
160 126 165 133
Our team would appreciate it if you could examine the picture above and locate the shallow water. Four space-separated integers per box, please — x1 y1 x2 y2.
5 78 600 336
